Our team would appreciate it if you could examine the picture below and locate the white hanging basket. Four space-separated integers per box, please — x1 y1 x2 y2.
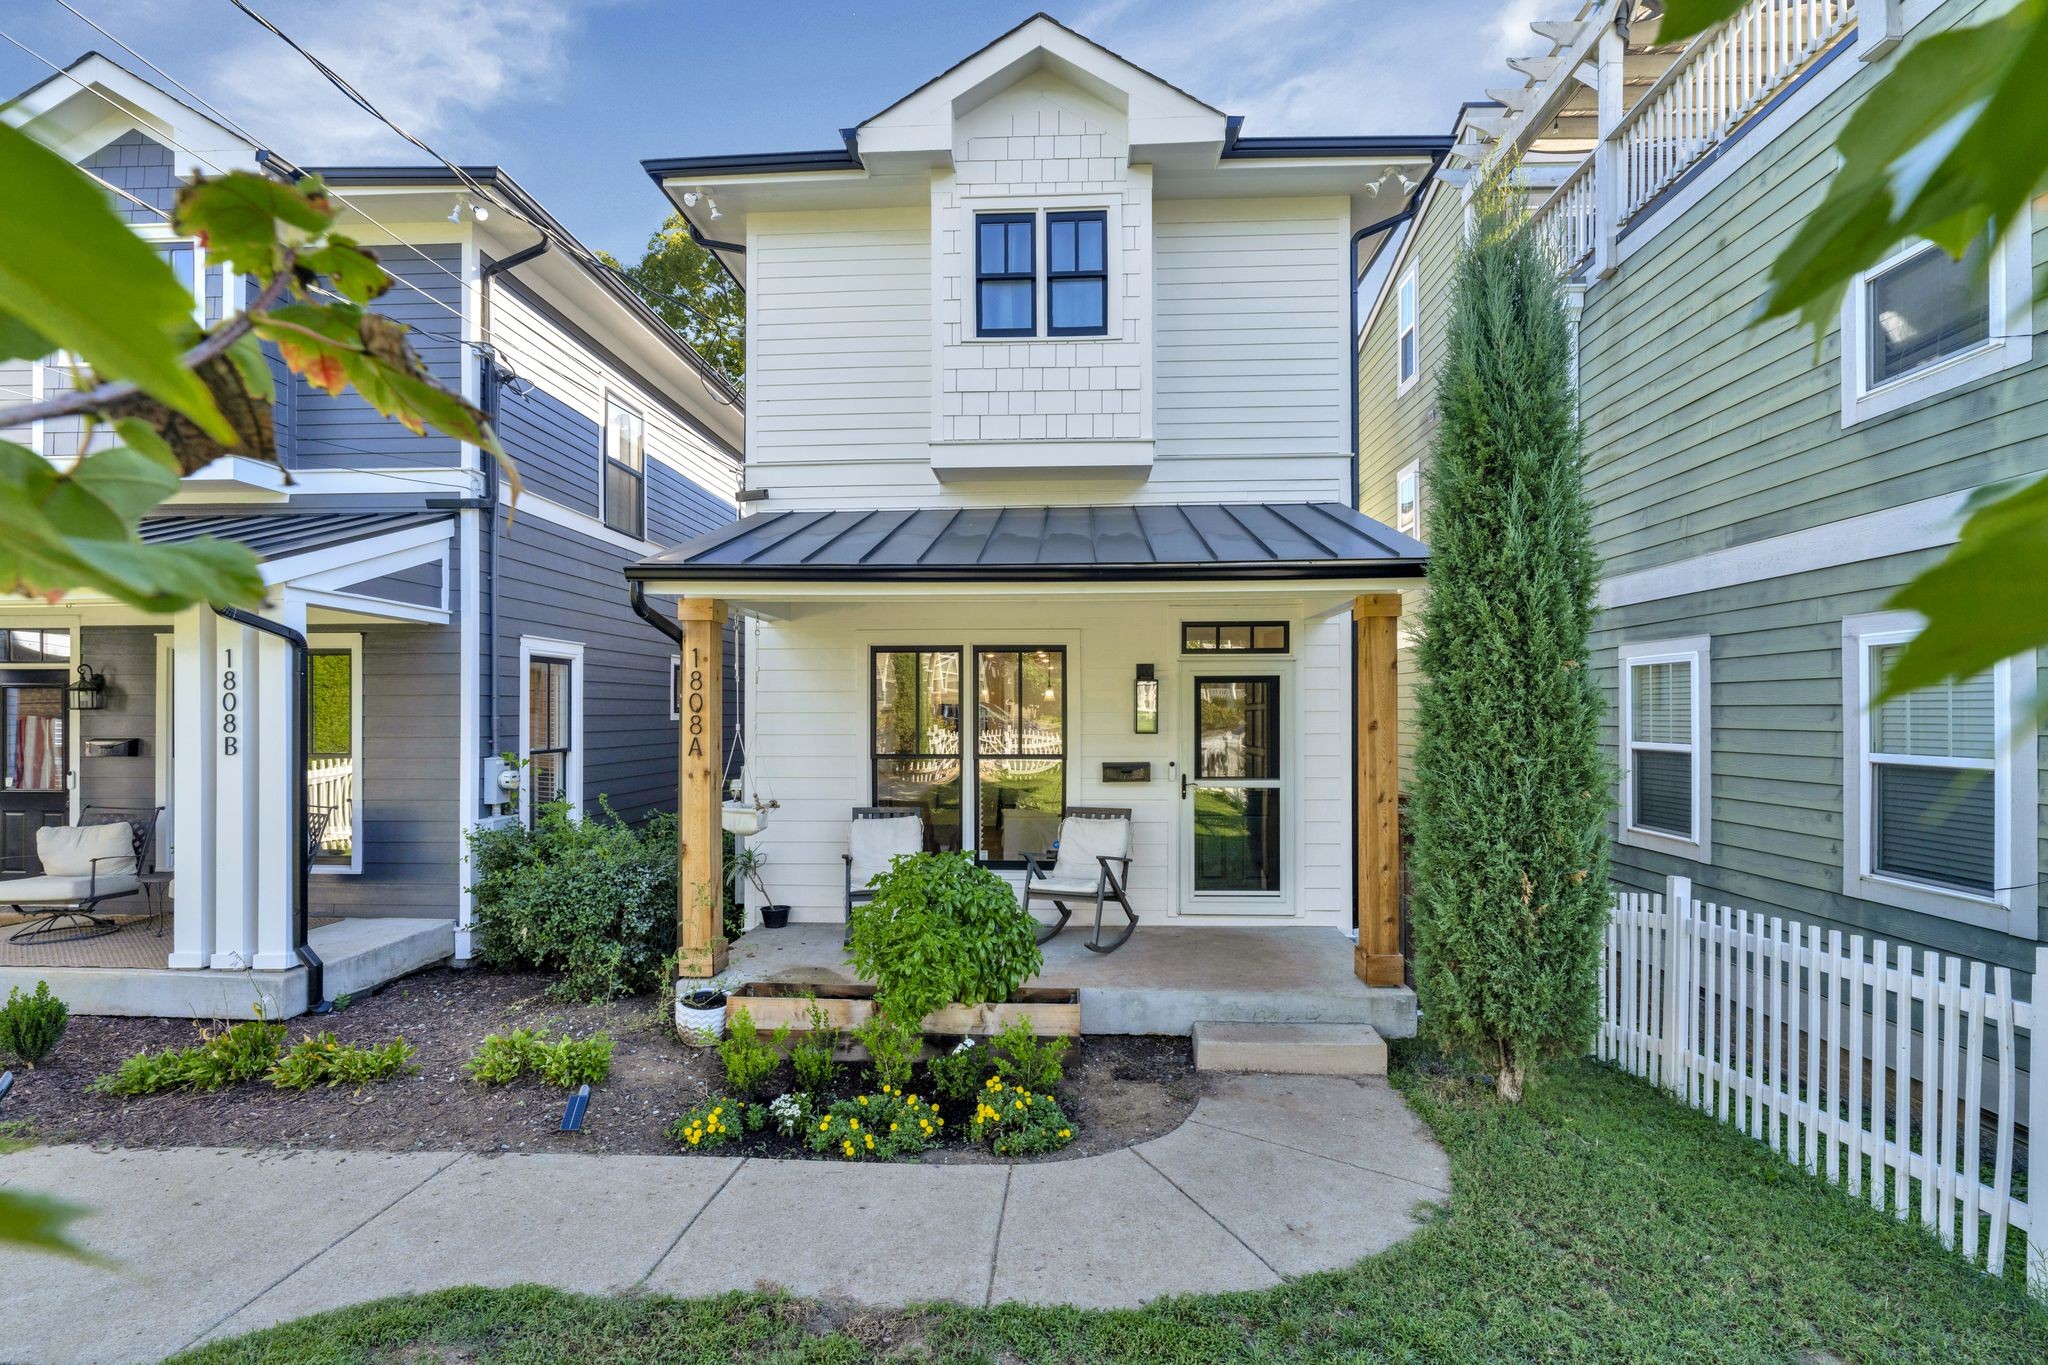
721 801 767 836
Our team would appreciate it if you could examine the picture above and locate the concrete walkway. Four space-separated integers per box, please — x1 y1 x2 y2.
0 1075 1450 1364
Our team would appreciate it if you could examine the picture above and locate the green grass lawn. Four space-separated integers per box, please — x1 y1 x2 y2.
172 1049 2048 1364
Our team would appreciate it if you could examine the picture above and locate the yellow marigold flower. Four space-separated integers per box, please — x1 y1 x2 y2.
843 1141 854 1156
890 1122 899 1132
687 1132 701 1145
858 1095 869 1106
864 1133 874 1149
849 1118 860 1130
1058 1129 1071 1139
820 1118 832 1130
1014 1099 1025 1110
908 1094 919 1105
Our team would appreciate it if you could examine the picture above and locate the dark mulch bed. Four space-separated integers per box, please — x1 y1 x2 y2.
0 967 1204 1161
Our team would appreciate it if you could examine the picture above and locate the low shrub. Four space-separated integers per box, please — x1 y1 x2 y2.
787 997 840 1097
0 981 68 1067
466 1028 613 1088
991 1017 1070 1092
806 1087 942 1161
845 852 1041 1024
667 1098 745 1149
269 1034 418 1091
853 1012 921 1093
467 799 679 1003
718 1007 788 1098
927 1035 994 1104
91 1018 285 1096
968 1077 1074 1157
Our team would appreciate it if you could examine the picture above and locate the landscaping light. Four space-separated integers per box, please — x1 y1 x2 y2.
1134 664 1158 735
67 663 106 711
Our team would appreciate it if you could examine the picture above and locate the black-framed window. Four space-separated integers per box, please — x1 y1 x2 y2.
601 396 646 539
528 656 573 825
872 648 963 853
974 647 1066 864
0 630 71 664
975 213 1035 337
1182 622 1290 654
1046 210 1108 336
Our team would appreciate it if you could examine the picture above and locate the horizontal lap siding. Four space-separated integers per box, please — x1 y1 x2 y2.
1597 551 2047 969
77 627 161 815
292 244 465 469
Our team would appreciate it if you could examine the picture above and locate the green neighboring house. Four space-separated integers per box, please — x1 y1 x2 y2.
1357 0 2043 974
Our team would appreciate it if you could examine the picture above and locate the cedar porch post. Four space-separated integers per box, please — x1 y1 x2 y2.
676 598 728 978
1355 592 1404 986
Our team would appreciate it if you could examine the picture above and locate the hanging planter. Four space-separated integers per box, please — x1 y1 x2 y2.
722 799 773 836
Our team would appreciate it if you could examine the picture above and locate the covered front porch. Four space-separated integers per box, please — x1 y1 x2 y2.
724 920 1416 1037
628 500 1426 1015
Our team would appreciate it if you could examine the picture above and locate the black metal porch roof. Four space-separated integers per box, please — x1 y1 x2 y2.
139 510 450 561
627 502 1426 583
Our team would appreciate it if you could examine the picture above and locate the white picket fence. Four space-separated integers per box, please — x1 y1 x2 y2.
1599 876 2045 1297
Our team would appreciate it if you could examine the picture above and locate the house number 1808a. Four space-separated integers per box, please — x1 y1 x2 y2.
684 646 706 759
220 648 239 756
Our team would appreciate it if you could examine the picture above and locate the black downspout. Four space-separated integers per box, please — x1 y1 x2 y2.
630 582 686 648
214 605 328 1014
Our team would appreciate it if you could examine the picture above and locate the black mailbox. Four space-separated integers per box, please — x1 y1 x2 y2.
84 737 141 758
1101 761 1150 783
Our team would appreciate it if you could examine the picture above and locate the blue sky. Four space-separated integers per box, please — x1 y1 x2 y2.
1 0 1540 260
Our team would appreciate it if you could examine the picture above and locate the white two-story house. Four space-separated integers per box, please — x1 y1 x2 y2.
628 15 1442 1005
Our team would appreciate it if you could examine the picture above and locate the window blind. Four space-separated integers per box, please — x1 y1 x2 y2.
1631 660 1691 745
1873 763 1995 895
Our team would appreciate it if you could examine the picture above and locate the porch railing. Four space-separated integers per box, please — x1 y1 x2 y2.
1524 0 1856 276
307 756 353 853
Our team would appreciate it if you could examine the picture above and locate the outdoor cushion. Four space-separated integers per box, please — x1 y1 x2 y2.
1050 813 1131 886
1024 876 1105 898
36 821 136 878
849 812 922 889
2 870 140 904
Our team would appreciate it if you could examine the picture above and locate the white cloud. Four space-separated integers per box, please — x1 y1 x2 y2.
1072 0 1550 135
203 0 590 161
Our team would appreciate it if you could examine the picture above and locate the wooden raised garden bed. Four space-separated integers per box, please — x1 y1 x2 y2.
725 981 1080 1037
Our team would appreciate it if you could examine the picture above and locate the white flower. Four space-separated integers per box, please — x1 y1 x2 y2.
952 1037 976 1054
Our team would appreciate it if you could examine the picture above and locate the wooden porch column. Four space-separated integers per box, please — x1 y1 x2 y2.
1355 593 1404 986
676 598 728 979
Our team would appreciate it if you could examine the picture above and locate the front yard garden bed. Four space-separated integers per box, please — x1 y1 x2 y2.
0 967 1201 1160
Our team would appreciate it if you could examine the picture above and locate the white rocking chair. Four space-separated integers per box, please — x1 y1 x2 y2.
841 806 925 946
1021 806 1136 954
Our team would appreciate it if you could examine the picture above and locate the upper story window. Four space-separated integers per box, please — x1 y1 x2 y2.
1395 265 1419 394
1840 611 2035 930
975 213 1036 338
601 395 646 539
1395 460 1419 537
1618 637 1710 860
1841 210 2032 426
1046 211 1108 336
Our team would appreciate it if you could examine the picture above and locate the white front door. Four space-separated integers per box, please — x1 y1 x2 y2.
1178 670 1291 916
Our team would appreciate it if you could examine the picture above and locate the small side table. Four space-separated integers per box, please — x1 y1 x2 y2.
139 870 173 938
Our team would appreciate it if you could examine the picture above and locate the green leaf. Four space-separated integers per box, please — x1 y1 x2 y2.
0 1189 103 1263
0 121 231 442
1653 0 1750 46
1875 474 2048 702
173 171 334 279
0 310 51 364
298 236 392 304
225 331 275 405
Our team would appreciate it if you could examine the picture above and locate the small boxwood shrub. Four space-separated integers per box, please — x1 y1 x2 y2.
717 1007 787 1098
991 1017 1069 1092
787 997 840 1098
927 1035 994 1104
0 981 68 1067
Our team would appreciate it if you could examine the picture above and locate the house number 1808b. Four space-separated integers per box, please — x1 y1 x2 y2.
220 648 239 756
684 646 706 759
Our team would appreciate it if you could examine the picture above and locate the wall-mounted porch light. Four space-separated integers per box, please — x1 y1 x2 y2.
67 663 106 711
1135 663 1158 735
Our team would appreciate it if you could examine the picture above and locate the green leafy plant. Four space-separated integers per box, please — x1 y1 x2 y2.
666 1097 744 1150
468 800 678 1002
786 996 841 1097
990 1018 1070 1094
1410 175 1609 1104
853 1012 921 1094
267 1034 417 1091
0 981 68 1067
806 1088 943 1161
927 1035 995 1105
845 851 1042 1025
766 1091 812 1137
602 215 745 391
717 1006 788 1098
90 1018 286 1096
465 1028 613 1089
967 1078 1074 1157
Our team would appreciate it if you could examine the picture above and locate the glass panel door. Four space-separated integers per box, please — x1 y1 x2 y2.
1 682 69 875
1186 675 1282 901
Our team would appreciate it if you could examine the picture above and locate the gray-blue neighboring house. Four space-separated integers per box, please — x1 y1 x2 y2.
0 53 743 1018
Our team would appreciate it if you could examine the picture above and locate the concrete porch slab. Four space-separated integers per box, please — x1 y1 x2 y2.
725 922 1417 1038
0 916 453 1019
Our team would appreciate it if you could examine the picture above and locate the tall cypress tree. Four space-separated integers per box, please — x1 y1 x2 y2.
1409 176 1609 1103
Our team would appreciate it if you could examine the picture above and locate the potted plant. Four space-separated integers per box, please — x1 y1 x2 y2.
721 782 779 836
675 977 731 1046
732 845 789 928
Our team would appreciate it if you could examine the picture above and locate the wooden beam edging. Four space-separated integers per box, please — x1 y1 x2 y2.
677 597 728 978
1355 592 1405 987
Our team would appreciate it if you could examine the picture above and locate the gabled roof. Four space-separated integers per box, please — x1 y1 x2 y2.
3 50 261 171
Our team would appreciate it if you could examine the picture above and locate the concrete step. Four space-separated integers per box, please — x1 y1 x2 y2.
1191 1020 1388 1076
